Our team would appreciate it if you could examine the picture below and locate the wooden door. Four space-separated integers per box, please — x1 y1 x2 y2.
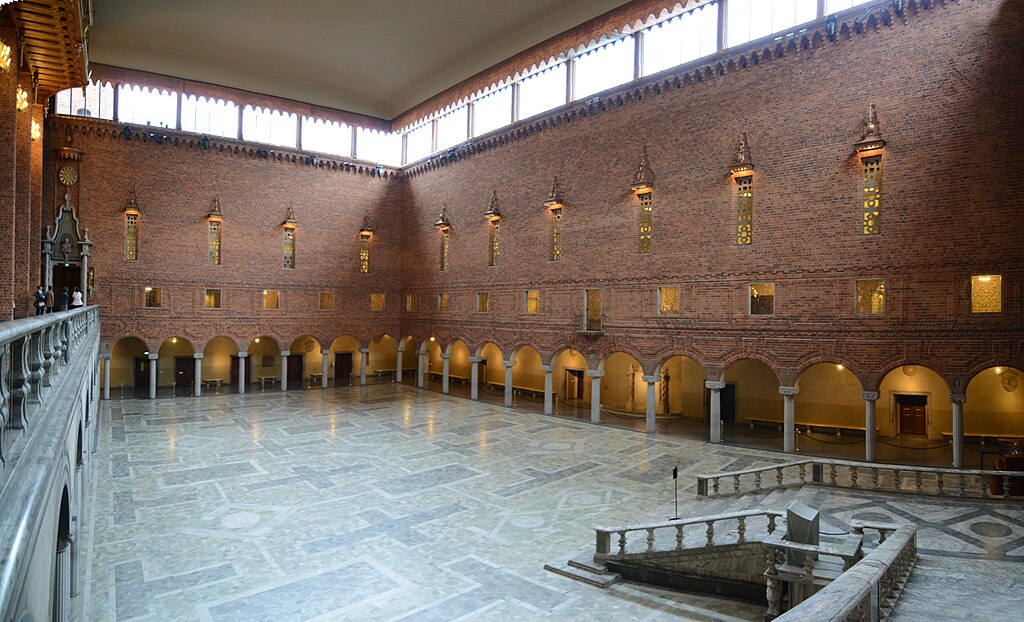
134 356 150 397
334 352 353 385
565 369 584 399
175 356 196 396
230 355 251 392
287 354 304 386
897 395 927 435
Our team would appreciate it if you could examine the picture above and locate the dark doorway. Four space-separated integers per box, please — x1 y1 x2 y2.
565 368 585 400
52 264 81 307
174 356 196 396
480 358 488 385
230 355 252 392
287 354 304 387
133 356 150 397
334 352 353 385
706 383 737 422
897 394 927 435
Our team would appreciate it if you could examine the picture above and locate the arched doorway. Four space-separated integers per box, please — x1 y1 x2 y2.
722 359 783 451
249 336 282 391
551 347 590 422
966 366 1024 468
442 339 471 396
289 335 323 389
423 337 443 391
202 336 238 394
794 363 865 460
329 336 360 386
476 342 504 402
508 345 544 408
397 336 418 385
368 334 398 384
156 337 196 397
597 352 646 430
109 337 149 398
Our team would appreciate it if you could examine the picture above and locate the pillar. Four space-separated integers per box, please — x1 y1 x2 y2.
862 391 879 462
280 350 290 391
193 352 203 397
502 360 514 407
441 352 451 394
706 380 725 443
148 353 158 400
542 365 554 415
417 350 425 388
642 375 658 434
469 356 481 400
396 348 404 383
588 370 604 424
950 393 966 468
238 352 248 393
779 386 798 453
54 539 70 622
101 353 111 400
360 347 369 385
321 349 329 388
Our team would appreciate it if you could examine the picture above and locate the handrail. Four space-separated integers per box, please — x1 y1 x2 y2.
696 458 1023 500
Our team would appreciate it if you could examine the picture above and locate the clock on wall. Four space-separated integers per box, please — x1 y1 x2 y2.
59 165 79 186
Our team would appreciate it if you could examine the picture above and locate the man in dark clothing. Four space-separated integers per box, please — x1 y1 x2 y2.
34 286 45 316
59 287 69 311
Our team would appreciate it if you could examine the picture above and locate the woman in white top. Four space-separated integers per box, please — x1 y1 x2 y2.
69 287 84 309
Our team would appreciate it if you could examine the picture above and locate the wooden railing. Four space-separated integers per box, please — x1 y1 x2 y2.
696 458 1023 500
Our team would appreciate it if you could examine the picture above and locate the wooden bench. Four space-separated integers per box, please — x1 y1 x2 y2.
486 381 544 397
940 431 1006 446
745 417 877 437
256 376 278 390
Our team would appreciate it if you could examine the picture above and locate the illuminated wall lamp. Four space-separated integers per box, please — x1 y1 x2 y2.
631 147 654 195
854 103 886 155
124 187 140 215
31 119 41 141
483 191 502 222
281 206 297 230
16 86 28 112
359 213 374 240
0 43 11 73
206 196 224 222
543 178 564 211
434 204 451 232
730 132 754 178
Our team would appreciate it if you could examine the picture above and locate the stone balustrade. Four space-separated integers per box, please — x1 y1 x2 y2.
696 458 1023 500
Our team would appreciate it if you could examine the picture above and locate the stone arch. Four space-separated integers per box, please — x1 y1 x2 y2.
550 347 591 405
109 337 150 396
202 336 240 390
328 335 361 386
598 351 647 415
655 354 708 418
722 358 784 449
964 366 1024 443
878 364 950 440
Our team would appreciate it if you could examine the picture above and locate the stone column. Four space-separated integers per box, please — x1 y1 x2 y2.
101 353 111 400
502 360 514 407
862 391 879 462
417 350 425 388
280 350 290 391
321 349 329 388
541 365 554 414
469 356 481 400
237 352 247 394
441 352 451 394
54 539 70 622
588 370 604 424
193 352 203 397
360 348 369 385
642 375 658 434
779 386 798 453
950 393 966 468
706 380 726 443
148 353 158 400
396 348 404 383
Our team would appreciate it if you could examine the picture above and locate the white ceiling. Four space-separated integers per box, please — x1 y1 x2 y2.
87 0 635 120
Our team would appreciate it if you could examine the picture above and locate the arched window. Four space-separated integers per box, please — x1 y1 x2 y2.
574 36 634 100
356 128 402 166
181 95 238 138
643 4 719 76
301 116 351 156
241 106 297 147
118 84 177 128
472 86 512 137
519 62 567 120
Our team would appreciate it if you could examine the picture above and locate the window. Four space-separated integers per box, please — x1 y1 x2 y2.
53 81 114 119
406 123 433 163
825 0 872 12
319 292 334 310
437 292 448 312
263 289 279 310
208 220 222 265
638 191 653 253
736 175 753 245
181 96 238 138
861 155 882 235
550 207 563 261
855 279 884 315
749 283 775 315
473 86 512 137
204 288 221 309
585 289 602 331
488 220 500 266
144 287 161 308
371 293 385 311
659 286 680 315
727 0 817 47
301 117 350 156
971 275 1002 313
643 4 719 77
574 36 634 100
436 105 468 151
359 235 370 273
356 127 402 166
242 106 297 147
125 213 138 261
117 84 177 128
439 230 450 271
283 227 295 269
405 293 416 311
525 289 539 314
519 62 568 120
477 292 489 313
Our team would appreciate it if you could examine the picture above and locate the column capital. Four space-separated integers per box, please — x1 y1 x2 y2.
320 348 330 356
705 380 726 390
360 348 370 354
861 391 880 401
778 386 799 397
587 369 605 378
949 394 967 405
99 353 112 360
193 352 204 359
502 360 515 368
147 353 159 360
238 351 248 358
540 365 554 373
641 374 659 383
281 350 290 357
468 356 482 364
440 353 451 360
396 347 405 354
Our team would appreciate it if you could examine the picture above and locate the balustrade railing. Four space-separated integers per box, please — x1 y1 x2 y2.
696 458 1023 500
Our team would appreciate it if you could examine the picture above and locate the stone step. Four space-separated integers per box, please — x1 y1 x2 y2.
544 560 620 588
567 554 608 574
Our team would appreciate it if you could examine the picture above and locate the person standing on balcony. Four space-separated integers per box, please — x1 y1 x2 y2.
34 286 46 316
44 286 55 313
59 287 69 311
69 287 84 310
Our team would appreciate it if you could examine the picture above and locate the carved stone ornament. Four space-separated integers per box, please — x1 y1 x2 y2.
544 177 564 209
631 146 654 193
730 133 753 174
207 195 224 220
43 191 92 262
124 186 139 214
434 204 451 231
483 191 502 221
854 103 886 152
282 206 297 228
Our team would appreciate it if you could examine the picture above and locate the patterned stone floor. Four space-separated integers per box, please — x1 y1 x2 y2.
76 384 1022 621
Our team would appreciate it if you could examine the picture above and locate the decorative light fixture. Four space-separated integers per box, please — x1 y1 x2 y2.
994 367 1003 375
429 337 436 342
262 290 268 295
901 365 917 378
631 147 654 194
730 133 754 176
854 103 886 154
434 204 451 231
16 85 28 112
359 213 374 240
31 119 41 141
254 337 261 343
836 364 844 371
207 195 224 222
0 43 11 73
281 206 297 229
124 187 140 215
543 177 564 210
171 337 178 344
483 191 502 222
144 286 153 292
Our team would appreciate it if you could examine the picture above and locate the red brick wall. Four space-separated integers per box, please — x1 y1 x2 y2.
0 27 18 320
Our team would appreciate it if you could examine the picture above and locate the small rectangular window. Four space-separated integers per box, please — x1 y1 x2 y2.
144 287 161 308
209 220 222 265
585 289 602 331
525 290 539 314
283 227 295 269
263 289 279 310
659 286 680 315
405 293 416 311
204 288 221 309
319 292 334 310
477 292 489 313
437 292 448 312
125 213 138 261
855 279 884 315
736 175 753 245
971 275 1002 313
371 293 385 311
862 155 882 235
749 283 775 315
638 191 653 253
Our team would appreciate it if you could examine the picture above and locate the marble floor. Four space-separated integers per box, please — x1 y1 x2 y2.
78 384 1023 621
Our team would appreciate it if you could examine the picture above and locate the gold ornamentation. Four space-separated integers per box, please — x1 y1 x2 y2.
59 165 78 186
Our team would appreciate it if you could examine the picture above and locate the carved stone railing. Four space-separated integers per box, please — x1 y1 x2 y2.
0 306 100 619
696 458 1023 500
